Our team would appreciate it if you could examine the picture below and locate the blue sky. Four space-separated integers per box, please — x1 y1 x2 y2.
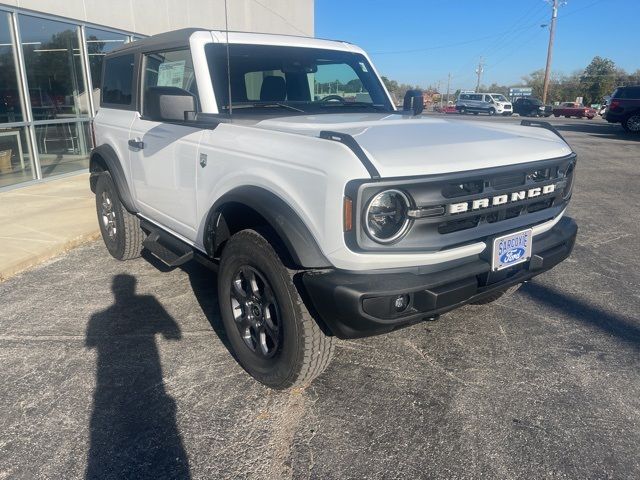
315 0 639 91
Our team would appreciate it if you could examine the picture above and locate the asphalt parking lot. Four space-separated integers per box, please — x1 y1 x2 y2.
1 115 638 480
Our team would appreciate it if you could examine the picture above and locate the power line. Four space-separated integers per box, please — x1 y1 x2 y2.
248 0 309 36
485 27 546 72
559 0 607 19
447 6 550 87
370 21 545 55
478 0 548 59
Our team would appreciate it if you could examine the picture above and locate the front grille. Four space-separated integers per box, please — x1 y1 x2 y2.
346 154 575 253
435 161 571 235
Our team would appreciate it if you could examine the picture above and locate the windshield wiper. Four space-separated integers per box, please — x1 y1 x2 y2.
232 102 306 113
319 102 387 111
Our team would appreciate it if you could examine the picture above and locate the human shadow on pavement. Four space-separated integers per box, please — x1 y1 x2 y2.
140 251 235 365
520 282 640 349
85 274 191 480
182 262 235 355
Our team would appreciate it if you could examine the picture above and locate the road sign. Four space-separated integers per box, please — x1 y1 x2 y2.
509 87 533 98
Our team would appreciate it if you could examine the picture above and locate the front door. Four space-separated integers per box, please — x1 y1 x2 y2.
129 48 202 240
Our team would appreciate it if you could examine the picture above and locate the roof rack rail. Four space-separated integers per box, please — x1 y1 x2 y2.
520 119 566 143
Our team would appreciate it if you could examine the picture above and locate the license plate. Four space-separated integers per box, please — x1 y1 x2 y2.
492 228 532 271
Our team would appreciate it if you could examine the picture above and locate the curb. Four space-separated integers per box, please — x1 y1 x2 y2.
0 230 101 283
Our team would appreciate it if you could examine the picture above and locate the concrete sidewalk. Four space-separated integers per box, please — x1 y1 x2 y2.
0 173 99 281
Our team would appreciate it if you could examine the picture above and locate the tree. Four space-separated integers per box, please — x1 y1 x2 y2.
579 56 616 104
381 75 424 105
520 69 546 99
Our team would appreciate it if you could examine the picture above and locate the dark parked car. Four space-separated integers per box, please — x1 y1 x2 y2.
605 86 640 133
512 97 552 117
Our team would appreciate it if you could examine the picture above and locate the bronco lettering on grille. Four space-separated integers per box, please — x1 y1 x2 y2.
448 184 556 214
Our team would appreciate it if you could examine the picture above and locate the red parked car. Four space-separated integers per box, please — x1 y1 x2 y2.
552 102 596 119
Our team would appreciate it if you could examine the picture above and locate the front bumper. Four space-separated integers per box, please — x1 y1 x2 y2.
302 217 577 339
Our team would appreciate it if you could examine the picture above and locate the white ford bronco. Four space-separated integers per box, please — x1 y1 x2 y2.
91 29 578 389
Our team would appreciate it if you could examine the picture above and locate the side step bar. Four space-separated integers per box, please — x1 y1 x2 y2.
141 224 194 267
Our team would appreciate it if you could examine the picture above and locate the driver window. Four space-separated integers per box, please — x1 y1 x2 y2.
142 48 198 115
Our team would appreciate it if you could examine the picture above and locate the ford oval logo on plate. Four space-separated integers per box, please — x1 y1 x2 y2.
492 229 532 271
500 246 526 264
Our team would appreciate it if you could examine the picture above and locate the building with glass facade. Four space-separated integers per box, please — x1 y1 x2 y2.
0 1 313 189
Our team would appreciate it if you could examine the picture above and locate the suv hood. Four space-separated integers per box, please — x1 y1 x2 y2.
254 113 572 178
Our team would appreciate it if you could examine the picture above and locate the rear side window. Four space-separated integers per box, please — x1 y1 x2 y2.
615 87 640 99
102 54 134 107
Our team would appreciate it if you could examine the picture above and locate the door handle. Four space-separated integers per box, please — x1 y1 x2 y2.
128 138 144 150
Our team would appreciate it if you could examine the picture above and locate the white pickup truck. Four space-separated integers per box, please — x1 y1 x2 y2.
91 28 578 389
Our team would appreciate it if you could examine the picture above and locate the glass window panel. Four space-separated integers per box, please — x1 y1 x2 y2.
142 49 198 115
19 15 89 119
0 12 24 123
102 54 134 106
0 127 35 188
35 121 90 178
85 28 129 112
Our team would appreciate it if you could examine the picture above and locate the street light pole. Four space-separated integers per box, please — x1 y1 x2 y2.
475 57 484 92
542 0 558 104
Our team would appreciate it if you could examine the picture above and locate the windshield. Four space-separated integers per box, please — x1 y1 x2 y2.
491 94 508 102
206 43 393 114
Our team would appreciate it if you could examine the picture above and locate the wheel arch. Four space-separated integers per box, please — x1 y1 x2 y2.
203 186 331 269
89 144 137 213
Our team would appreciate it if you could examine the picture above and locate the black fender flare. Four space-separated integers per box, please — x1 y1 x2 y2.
204 186 331 269
89 144 137 213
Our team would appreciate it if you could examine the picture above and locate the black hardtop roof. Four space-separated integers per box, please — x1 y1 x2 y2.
105 28 349 58
106 28 203 57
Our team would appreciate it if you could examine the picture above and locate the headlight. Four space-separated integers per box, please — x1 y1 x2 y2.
365 189 412 243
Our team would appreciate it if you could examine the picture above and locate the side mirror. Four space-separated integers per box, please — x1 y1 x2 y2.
403 89 424 116
144 86 197 122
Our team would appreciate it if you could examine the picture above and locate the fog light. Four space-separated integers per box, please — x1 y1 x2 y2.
393 294 410 312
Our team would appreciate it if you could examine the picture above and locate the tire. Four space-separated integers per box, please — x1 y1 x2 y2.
459 107 466 114
217 229 334 389
472 111 479 115
565 115 571 118
470 283 522 305
488 108 496 116
95 171 144 260
622 113 640 133
554 114 559 117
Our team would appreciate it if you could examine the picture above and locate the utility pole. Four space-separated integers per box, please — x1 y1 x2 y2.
475 57 484 92
446 72 451 104
542 0 559 104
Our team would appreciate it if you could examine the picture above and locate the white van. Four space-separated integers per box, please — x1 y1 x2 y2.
456 93 513 116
